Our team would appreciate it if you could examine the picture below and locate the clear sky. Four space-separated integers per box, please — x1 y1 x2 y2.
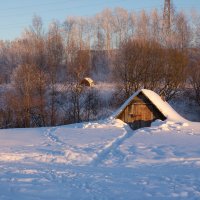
0 0 199 41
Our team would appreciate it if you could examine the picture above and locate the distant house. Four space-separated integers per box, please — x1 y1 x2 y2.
113 89 184 130
80 77 94 87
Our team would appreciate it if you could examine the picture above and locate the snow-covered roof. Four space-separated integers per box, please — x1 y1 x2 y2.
111 89 187 122
82 77 94 85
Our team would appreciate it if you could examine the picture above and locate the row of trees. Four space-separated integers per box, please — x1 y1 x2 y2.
1 7 197 83
0 7 199 128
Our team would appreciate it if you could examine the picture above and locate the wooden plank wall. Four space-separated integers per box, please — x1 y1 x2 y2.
117 92 166 129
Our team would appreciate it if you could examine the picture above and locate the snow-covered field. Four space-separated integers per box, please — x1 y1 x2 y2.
0 89 199 199
0 117 200 200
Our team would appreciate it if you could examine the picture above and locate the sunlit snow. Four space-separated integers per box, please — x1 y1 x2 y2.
0 93 200 199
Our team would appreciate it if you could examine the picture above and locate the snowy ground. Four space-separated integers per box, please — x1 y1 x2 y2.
0 118 200 199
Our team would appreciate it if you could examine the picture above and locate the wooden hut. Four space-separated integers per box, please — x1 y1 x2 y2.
80 77 94 87
115 89 167 130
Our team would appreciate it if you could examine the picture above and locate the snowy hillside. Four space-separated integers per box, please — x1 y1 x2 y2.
0 117 200 199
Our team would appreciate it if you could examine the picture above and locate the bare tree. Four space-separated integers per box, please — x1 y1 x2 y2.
99 9 115 51
190 11 200 48
173 11 191 50
115 39 188 100
135 10 150 41
189 50 200 106
47 21 64 126
25 16 48 126
150 9 162 43
113 7 129 47
159 48 188 100
82 88 99 121
11 64 41 127
0 41 16 83
128 11 136 38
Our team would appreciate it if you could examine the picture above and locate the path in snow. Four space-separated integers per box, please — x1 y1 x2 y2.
90 125 134 166
0 119 200 199
44 127 65 146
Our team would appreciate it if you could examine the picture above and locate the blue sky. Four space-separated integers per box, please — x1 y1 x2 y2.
0 0 199 40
